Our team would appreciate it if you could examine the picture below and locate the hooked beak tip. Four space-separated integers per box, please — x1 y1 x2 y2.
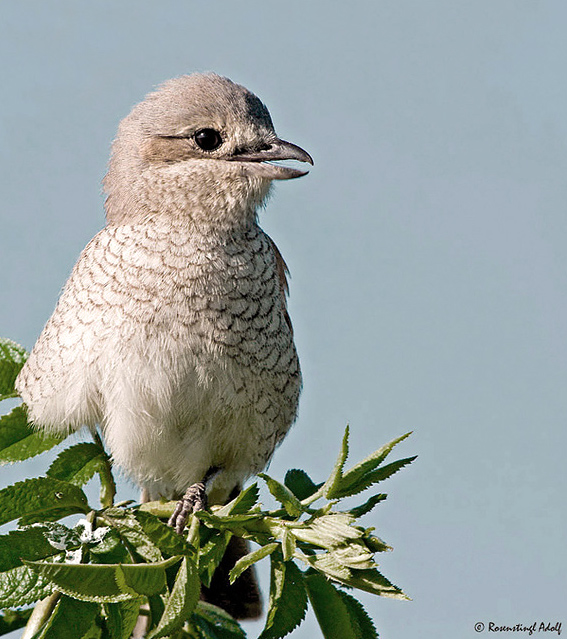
225 137 312 180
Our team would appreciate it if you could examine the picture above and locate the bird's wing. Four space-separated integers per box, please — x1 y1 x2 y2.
265 235 293 333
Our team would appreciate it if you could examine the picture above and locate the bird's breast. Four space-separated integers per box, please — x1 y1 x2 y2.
85 220 295 375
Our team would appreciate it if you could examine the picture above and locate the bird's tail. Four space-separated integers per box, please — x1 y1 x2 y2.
201 535 263 619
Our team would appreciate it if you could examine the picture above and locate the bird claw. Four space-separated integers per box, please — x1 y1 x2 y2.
168 481 208 534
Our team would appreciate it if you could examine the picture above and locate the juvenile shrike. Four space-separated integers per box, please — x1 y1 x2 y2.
16 73 312 619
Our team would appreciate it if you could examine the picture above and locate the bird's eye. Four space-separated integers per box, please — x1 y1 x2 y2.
194 128 223 151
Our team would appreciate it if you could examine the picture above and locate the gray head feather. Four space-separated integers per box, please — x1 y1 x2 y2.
104 74 281 228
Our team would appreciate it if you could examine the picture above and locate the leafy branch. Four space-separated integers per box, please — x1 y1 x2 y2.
0 337 416 638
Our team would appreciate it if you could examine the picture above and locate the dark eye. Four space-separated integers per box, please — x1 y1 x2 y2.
194 128 223 151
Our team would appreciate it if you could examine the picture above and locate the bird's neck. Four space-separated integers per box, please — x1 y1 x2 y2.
104 164 271 235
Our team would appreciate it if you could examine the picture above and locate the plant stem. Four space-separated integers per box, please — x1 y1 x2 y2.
92 429 116 508
186 515 200 547
21 592 60 639
139 500 177 518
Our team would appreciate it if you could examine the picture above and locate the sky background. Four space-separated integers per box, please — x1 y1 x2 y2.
1 2 566 637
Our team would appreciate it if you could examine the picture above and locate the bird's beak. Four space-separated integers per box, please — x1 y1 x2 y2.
226 138 313 180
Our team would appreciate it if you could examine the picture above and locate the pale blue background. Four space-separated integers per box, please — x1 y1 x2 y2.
1 2 566 638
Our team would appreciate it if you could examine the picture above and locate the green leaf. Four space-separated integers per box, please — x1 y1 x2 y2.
304 554 409 600
104 599 144 639
120 557 182 597
338 432 412 492
326 425 350 496
24 556 181 603
134 509 195 557
23 561 129 604
148 556 200 638
36 595 99 639
0 338 27 400
0 564 54 608
82 622 103 639
197 510 263 529
333 567 410 600
348 493 387 518
0 477 90 527
259 559 307 639
305 570 375 639
229 543 278 584
297 551 353 583
137 500 176 520
259 474 304 517
0 526 61 572
328 432 414 499
364 533 391 553
36 521 82 553
284 469 320 500
47 443 108 487
198 529 231 588
0 607 33 635
336 588 379 639
330 456 417 499
192 601 246 639
304 426 350 505
0 406 62 464
86 527 129 565
215 483 259 516
148 594 166 632
102 509 163 562
290 513 364 549
328 541 375 570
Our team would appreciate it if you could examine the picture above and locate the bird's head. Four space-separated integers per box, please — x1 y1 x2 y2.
104 73 312 230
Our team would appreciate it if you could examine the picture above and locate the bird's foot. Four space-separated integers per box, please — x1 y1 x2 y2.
168 481 208 535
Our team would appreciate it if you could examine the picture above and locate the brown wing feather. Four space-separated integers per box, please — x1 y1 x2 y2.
266 235 293 333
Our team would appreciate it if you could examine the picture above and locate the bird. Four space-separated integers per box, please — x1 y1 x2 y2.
15 72 312 619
